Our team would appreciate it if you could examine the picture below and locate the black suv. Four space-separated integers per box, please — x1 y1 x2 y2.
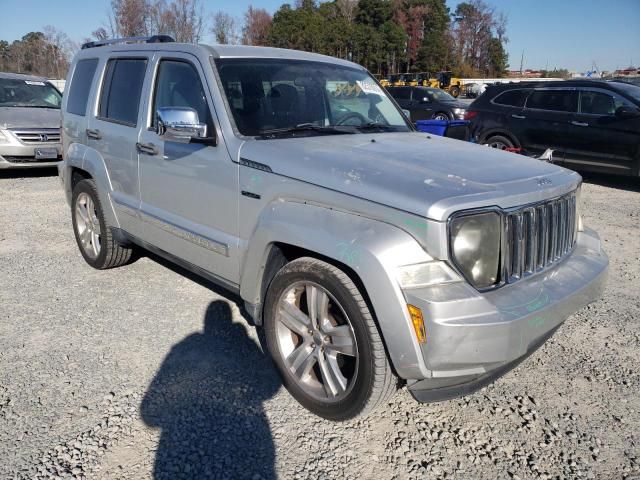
387 86 468 122
466 80 640 176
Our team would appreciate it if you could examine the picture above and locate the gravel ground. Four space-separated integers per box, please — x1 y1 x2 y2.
0 168 638 480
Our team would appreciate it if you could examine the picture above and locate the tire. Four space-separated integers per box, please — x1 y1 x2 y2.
485 134 515 150
263 257 396 420
432 112 450 121
450 86 461 98
71 179 133 269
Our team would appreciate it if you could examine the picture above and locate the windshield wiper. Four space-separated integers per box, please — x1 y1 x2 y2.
257 123 355 139
356 122 397 132
9 105 60 109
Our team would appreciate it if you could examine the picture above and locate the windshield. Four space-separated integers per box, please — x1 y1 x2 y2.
614 81 640 104
426 89 456 102
0 78 62 108
214 58 411 137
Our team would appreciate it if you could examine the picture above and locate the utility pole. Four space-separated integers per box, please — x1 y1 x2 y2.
519 50 524 75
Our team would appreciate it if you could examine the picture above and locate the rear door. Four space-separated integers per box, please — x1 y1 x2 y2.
520 88 578 158
484 88 531 142
137 52 239 283
87 53 150 237
563 88 640 174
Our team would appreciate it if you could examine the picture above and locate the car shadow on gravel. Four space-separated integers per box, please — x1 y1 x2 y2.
580 171 640 193
0 167 59 179
140 300 281 480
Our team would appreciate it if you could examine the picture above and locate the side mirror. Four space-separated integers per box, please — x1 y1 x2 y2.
156 107 211 144
420 97 430 104
615 105 640 119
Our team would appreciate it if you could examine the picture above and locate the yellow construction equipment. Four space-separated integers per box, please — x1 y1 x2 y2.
385 71 464 97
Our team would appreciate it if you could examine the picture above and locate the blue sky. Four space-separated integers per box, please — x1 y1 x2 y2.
1 0 638 72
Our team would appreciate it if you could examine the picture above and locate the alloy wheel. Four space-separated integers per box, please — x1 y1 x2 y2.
75 192 101 259
275 281 358 402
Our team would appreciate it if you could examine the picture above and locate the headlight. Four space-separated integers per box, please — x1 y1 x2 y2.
396 261 461 289
453 108 466 117
450 212 501 289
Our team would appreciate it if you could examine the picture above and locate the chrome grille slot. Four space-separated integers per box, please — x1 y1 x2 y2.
9 128 61 144
504 191 577 284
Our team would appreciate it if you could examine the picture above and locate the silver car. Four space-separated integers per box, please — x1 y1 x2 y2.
0 72 62 169
59 37 608 420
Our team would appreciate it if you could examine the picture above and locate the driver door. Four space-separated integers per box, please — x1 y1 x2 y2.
137 53 239 284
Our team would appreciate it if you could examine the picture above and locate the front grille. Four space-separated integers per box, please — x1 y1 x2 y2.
503 190 578 283
3 155 62 163
9 128 61 144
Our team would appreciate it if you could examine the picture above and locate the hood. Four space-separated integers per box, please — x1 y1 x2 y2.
0 107 61 129
240 132 581 221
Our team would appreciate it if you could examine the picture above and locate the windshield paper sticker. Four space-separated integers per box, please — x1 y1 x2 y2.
356 80 384 96
25 81 46 86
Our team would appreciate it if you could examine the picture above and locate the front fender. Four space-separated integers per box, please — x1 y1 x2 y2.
240 200 434 379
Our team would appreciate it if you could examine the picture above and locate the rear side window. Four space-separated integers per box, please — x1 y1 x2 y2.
580 91 615 115
66 59 98 116
390 87 411 100
493 89 529 107
99 58 147 126
526 89 578 113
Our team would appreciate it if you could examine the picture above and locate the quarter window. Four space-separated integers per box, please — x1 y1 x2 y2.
98 58 147 126
493 89 530 107
66 59 98 116
526 89 578 113
152 60 210 128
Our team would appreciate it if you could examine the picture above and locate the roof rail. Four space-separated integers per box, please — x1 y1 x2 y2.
81 35 175 50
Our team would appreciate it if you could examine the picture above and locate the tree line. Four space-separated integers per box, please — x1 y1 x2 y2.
0 0 509 79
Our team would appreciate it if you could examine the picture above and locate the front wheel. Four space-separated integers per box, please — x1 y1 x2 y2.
450 86 461 98
432 112 450 121
263 257 396 420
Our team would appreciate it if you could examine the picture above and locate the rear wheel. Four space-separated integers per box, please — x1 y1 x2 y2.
72 179 133 269
450 85 461 98
263 257 396 420
485 134 515 150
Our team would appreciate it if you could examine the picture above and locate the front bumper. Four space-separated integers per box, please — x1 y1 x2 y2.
403 227 608 402
0 135 62 169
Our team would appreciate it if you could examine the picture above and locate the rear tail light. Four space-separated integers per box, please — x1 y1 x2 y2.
464 110 478 120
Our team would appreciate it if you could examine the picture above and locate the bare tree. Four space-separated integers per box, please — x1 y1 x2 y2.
164 0 205 43
43 26 76 78
242 6 272 46
94 0 205 42
211 11 239 45
451 0 506 75
336 0 358 23
111 0 150 37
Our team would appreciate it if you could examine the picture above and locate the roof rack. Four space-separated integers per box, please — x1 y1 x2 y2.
81 35 175 50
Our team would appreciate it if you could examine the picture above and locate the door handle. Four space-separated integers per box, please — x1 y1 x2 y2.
511 114 526 119
136 142 158 156
571 120 589 127
86 128 102 140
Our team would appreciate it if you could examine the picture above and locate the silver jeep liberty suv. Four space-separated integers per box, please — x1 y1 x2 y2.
59 36 608 420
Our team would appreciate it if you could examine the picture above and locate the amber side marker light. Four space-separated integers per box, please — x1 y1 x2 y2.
408 304 426 344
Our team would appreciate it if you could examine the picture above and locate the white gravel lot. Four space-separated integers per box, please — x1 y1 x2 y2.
0 168 638 480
